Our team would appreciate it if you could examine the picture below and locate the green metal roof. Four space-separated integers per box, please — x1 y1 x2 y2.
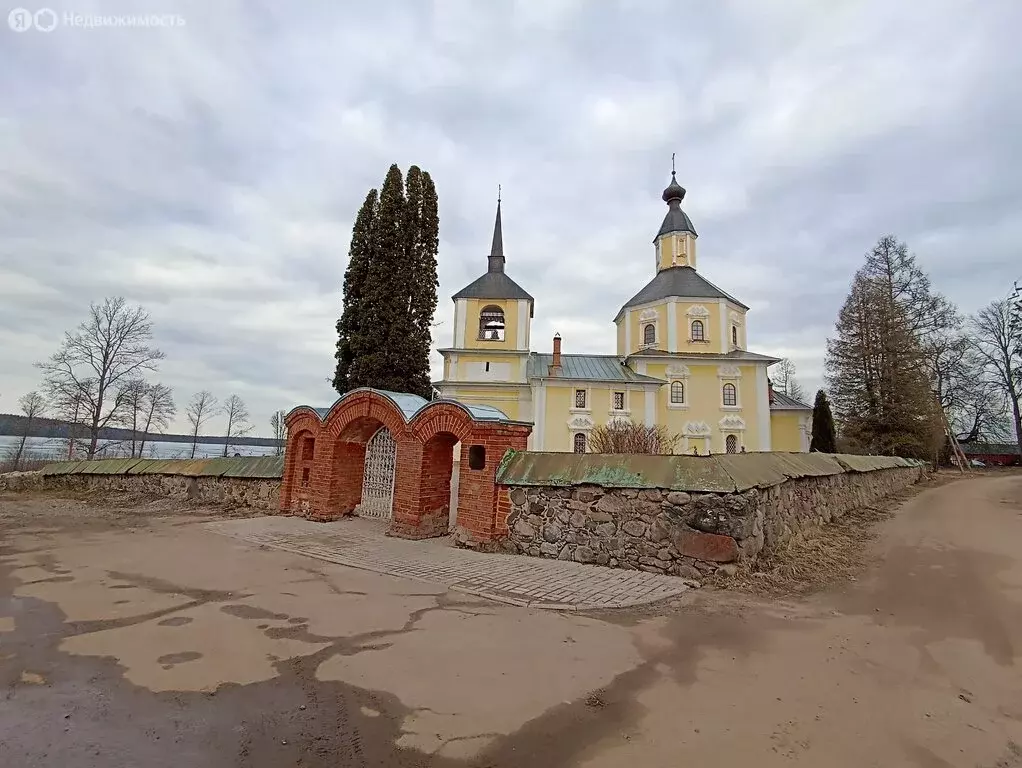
527 354 665 383
497 451 923 491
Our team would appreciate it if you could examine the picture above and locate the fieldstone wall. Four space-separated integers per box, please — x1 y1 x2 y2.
0 471 280 511
504 465 923 577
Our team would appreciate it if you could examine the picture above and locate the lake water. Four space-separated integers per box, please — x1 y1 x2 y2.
0 435 280 461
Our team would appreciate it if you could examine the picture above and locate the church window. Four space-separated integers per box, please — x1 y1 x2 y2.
574 389 587 409
613 392 625 410
670 381 685 404
722 383 737 407
479 305 505 341
726 434 738 453
732 326 738 346
643 323 656 346
573 432 587 454
691 320 705 341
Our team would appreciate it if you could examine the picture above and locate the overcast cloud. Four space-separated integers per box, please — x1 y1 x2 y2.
1 0 1020 435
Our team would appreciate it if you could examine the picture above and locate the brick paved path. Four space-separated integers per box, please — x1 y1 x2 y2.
205 516 691 610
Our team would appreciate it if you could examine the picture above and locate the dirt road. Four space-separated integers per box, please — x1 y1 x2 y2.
2 473 1022 767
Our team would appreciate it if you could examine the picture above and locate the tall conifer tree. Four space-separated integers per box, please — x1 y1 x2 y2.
334 164 439 398
809 389 837 453
333 189 378 392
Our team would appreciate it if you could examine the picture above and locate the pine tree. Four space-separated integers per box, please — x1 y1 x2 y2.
809 389 836 453
334 164 440 397
334 189 378 393
825 236 944 458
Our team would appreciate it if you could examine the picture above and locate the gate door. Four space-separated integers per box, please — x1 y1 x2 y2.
358 427 396 519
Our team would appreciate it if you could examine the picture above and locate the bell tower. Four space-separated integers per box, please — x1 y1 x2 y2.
654 156 698 272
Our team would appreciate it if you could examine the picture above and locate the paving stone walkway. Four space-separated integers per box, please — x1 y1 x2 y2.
205 516 692 610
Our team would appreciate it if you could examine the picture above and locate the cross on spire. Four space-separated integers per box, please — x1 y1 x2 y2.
671 152 676 174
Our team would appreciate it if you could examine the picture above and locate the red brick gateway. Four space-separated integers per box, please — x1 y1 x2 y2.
281 389 531 544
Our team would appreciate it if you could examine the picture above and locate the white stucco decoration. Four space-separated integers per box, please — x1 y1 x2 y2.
719 414 746 431
665 363 691 378
686 305 710 318
717 365 742 379
567 414 595 431
683 421 712 437
638 308 659 321
729 311 742 325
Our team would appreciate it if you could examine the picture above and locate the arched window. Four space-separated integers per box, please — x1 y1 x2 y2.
691 319 705 341
732 326 738 346
643 323 656 346
722 382 737 407
725 434 738 454
670 380 685 404
479 305 505 341
573 432 587 454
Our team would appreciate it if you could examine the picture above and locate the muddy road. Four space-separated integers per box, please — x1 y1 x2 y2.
2 474 1022 766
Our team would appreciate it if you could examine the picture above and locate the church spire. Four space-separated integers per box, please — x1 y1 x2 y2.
487 188 505 274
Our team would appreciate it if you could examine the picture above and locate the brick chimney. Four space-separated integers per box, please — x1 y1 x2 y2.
549 333 562 375
767 377 775 405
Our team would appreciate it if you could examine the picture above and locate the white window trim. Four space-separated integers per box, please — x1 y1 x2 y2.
666 363 691 410
689 318 709 344
610 390 629 415
569 386 591 413
573 432 589 454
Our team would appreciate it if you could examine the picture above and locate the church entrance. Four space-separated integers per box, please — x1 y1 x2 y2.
358 427 396 519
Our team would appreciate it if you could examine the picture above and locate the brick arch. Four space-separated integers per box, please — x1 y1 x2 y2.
322 390 409 442
408 401 476 444
281 427 317 513
279 388 532 542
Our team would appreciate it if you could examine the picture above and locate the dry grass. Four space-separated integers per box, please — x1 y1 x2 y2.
710 474 949 597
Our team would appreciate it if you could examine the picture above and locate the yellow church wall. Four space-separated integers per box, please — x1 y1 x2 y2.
460 298 527 351
441 384 527 421
631 361 769 453
770 412 805 452
620 299 752 356
449 351 527 384
538 381 639 453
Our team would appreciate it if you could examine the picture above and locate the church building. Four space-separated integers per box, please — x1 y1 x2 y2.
433 172 812 454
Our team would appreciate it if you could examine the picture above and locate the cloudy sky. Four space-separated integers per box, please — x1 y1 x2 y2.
1 0 1019 436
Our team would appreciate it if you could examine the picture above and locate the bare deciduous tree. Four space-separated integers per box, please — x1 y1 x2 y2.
138 383 176 458
971 298 1022 459
589 420 679 454
11 391 46 471
36 297 165 459
221 394 252 457
118 378 148 458
269 409 287 456
772 358 806 401
186 391 217 459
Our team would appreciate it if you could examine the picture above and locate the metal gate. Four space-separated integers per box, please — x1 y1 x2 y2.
358 427 396 519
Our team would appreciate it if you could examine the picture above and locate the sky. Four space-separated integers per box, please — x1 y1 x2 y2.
1 0 1020 437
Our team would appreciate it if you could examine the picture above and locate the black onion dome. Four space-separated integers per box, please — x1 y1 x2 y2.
661 171 686 203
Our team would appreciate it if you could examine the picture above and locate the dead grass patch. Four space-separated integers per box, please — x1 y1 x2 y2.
710 473 950 597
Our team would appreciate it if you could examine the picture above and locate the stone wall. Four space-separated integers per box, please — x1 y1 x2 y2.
1 456 283 511
0 471 280 510
499 452 925 576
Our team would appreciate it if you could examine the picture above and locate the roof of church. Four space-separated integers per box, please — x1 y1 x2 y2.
656 171 697 239
614 265 748 321
769 390 812 411
527 353 664 383
452 272 535 302
452 198 535 308
626 348 779 363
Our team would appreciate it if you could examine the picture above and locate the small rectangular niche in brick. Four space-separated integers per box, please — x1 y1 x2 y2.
302 437 315 460
468 445 486 470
